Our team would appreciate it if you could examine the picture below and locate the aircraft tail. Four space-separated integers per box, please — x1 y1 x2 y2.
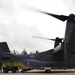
0 42 10 57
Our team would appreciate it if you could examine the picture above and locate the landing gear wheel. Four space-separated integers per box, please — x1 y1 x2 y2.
3 68 8 73
45 70 51 73
12 69 16 73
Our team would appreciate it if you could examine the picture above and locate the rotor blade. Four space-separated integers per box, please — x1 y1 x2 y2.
40 11 68 21
24 4 68 21
32 36 55 41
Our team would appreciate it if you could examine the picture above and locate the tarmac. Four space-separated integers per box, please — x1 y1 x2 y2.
0 69 75 75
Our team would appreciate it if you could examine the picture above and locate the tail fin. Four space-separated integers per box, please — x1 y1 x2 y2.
0 42 10 57
0 42 11 60
0 42 10 53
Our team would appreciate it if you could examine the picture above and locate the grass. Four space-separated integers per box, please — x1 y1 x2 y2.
2 58 27 68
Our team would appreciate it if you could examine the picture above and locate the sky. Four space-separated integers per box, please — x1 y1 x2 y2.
0 0 74 53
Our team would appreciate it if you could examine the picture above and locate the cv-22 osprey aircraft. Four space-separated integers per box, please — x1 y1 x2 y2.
0 11 75 73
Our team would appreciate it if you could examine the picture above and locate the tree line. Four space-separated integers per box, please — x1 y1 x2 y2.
12 48 39 55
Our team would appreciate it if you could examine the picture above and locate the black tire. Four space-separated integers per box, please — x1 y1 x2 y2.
12 69 16 73
3 68 8 73
45 70 51 73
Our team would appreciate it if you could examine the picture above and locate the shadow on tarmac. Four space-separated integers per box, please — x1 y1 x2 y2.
22 70 75 74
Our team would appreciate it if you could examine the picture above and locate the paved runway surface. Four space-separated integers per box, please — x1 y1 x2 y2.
0 69 75 75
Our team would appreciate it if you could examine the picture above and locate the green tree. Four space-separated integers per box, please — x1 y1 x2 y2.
21 49 27 55
13 50 16 55
36 50 39 53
